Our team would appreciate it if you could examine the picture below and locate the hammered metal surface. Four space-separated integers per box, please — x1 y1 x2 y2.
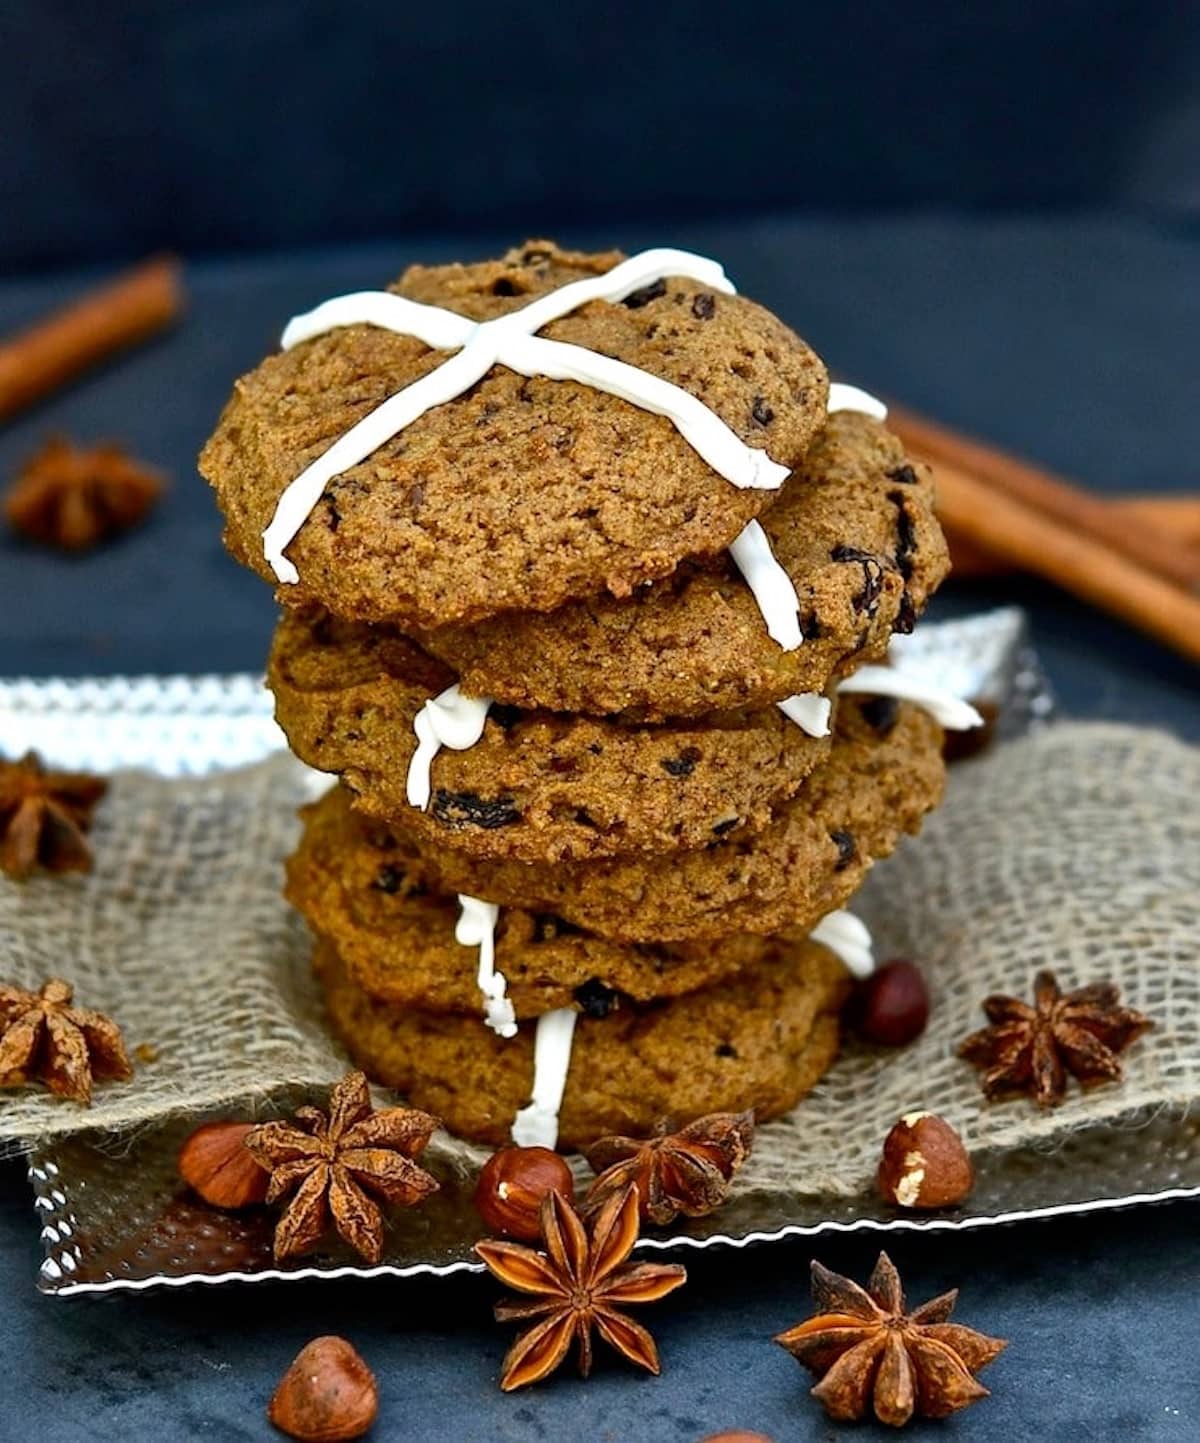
23 607 1183 1299
29 1102 1200 1295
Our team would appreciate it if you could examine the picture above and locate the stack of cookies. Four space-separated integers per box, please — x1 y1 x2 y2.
202 242 957 1150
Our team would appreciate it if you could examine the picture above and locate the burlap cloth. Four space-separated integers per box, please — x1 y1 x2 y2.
1 722 1197 1202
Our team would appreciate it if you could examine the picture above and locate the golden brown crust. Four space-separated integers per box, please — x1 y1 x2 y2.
268 609 831 864
314 937 849 1150
317 699 945 944
201 240 829 631
425 413 950 719
287 793 815 1017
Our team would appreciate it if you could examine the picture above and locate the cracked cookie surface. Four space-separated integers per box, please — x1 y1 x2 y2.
424 413 949 719
202 240 829 631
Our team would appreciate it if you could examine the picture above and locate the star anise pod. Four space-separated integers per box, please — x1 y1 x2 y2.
0 978 133 1103
959 969 1152 1108
244 1072 440 1263
582 1111 755 1226
775 1252 1006 1427
0 752 107 880
475 1184 687 1391
5 437 164 551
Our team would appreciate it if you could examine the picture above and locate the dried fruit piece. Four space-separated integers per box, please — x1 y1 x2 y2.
0 752 107 880
475 1185 686 1390
877 1113 973 1210
473 1146 575 1241
0 977 131 1103
268 1336 378 1441
959 969 1152 1107
178 1121 269 1209
245 1072 439 1262
582 1111 754 1226
775 1252 1005 1426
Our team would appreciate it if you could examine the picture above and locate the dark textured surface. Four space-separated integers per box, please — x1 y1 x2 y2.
0 216 1198 1440
2 1 1199 270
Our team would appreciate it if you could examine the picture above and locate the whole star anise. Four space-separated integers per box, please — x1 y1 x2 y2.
5 437 164 551
775 1252 1006 1427
0 978 132 1103
959 969 1152 1108
0 752 107 880
475 1184 687 1391
582 1111 755 1226
244 1072 440 1263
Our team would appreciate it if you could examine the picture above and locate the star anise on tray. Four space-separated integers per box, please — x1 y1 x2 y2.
4 437 164 551
244 1072 440 1263
0 978 132 1103
582 1111 755 1226
775 1252 1006 1427
475 1184 687 1391
0 752 107 880
959 969 1153 1108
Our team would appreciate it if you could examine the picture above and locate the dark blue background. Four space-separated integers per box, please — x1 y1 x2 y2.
1 1 1200 270
1 4 1199 1440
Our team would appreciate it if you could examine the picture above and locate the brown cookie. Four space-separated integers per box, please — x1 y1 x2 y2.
287 789 811 1017
331 698 945 944
424 413 949 719
201 240 829 631
268 609 832 864
314 936 849 1150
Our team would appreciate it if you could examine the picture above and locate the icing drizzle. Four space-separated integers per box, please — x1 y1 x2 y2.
828 383 888 420
729 521 803 651
838 665 984 731
810 909 875 978
511 1008 579 1149
776 692 832 737
454 895 517 1038
406 685 493 809
263 248 791 583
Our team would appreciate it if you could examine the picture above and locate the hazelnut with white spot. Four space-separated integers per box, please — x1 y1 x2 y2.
876 1111 973 1210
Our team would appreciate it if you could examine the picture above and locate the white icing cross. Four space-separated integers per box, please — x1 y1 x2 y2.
406 684 493 810
810 909 876 978
262 248 791 584
454 895 517 1038
511 1008 579 1149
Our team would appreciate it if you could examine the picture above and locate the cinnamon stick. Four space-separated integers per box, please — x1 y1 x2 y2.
0 257 183 422
890 402 1200 593
947 495 1200 577
933 458 1200 665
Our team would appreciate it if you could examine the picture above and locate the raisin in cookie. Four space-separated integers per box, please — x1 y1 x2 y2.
268 608 832 864
321 698 945 943
202 241 829 631
423 413 949 719
287 790 813 1017
314 936 849 1150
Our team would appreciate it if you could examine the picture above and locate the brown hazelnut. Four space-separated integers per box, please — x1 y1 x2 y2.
877 1111 973 1210
697 1434 777 1442
178 1120 269 1209
268 1336 378 1442
852 960 930 1046
473 1145 574 1240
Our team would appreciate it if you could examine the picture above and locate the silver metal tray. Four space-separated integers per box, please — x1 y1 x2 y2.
11 608 1193 1298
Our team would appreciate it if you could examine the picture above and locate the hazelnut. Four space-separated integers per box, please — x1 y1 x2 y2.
268 1336 378 1442
178 1120 269 1208
851 960 930 1046
473 1146 574 1240
877 1112 973 1210
697 1434 777 1443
